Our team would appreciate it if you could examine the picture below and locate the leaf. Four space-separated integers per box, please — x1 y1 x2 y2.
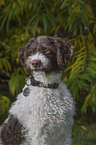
61 0 68 9
81 125 87 131
9 71 25 95
6 10 13 30
0 96 10 116
43 14 48 33
82 84 96 113
0 0 4 6
26 13 38 32
79 23 83 35
75 0 85 8
33 16 40 37
0 15 8 29
93 24 96 34
0 57 11 71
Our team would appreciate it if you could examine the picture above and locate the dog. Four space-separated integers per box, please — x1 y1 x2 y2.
0 36 75 145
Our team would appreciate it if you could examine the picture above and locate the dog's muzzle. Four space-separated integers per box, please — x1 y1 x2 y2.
26 52 50 72
31 60 41 71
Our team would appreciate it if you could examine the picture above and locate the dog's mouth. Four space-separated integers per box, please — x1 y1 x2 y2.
32 68 41 71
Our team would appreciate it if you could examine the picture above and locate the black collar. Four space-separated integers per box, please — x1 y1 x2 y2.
23 76 59 97
30 76 59 89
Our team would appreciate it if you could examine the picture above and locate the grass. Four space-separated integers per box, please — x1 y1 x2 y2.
72 108 96 145
72 121 96 145
71 96 96 145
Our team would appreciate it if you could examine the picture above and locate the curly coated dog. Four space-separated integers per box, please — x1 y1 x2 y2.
0 36 75 145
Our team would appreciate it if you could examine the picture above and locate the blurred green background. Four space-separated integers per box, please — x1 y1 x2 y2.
0 0 96 144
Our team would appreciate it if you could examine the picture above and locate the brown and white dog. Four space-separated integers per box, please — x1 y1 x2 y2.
0 36 75 145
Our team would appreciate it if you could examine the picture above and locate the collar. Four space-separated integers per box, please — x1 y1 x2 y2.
30 76 59 89
23 76 59 97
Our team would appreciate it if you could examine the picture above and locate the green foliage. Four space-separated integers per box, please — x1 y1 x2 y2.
9 68 26 95
0 0 96 113
0 57 11 71
0 96 10 116
63 32 96 113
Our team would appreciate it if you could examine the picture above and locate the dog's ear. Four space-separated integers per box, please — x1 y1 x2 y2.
18 46 26 67
55 38 74 70
18 46 30 74
18 38 36 74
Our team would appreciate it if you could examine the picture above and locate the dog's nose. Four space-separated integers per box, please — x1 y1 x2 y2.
32 60 41 67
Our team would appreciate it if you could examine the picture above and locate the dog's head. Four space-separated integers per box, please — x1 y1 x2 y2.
18 36 74 74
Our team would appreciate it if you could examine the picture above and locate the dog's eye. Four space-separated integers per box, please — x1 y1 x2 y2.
45 50 51 54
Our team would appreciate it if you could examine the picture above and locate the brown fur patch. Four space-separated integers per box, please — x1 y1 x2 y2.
1 115 25 145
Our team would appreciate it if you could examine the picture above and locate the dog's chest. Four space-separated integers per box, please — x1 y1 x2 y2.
10 84 68 128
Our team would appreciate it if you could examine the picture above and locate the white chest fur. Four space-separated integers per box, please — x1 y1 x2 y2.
9 73 75 145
